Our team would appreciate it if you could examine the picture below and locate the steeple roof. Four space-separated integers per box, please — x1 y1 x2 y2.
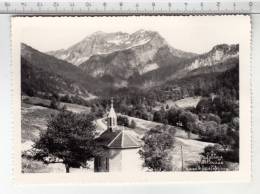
108 98 116 118
108 107 116 118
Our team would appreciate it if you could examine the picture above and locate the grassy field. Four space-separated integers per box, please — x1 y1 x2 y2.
23 96 91 113
21 102 58 143
121 115 221 171
22 157 64 173
21 97 91 144
167 96 202 109
154 96 202 111
22 157 94 173
124 116 238 171
123 115 199 139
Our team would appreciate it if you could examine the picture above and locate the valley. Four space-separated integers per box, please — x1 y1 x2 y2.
20 29 240 173
22 95 227 173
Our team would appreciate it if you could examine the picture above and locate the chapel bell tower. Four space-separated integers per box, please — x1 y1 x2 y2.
107 98 117 132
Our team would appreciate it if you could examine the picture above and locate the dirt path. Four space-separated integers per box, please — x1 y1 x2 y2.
95 118 107 136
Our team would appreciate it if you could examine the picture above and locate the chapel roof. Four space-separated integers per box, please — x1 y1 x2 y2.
96 127 141 149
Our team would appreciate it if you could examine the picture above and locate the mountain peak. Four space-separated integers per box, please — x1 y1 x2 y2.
47 30 168 66
92 31 105 35
136 29 146 33
134 29 151 34
132 29 159 38
134 29 157 34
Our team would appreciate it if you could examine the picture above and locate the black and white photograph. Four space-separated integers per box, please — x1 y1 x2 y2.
11 16 251 182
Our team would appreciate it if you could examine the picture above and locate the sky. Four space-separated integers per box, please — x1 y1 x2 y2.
18 16 249 54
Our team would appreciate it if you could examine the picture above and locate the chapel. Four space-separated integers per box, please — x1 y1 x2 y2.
94 99 142 172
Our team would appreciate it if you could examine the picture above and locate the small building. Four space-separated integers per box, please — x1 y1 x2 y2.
95 99 143 172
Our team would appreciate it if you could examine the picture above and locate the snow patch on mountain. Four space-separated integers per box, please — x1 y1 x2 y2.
59 53 70 60
140 63 159 74
92 68 106 77
132 39 151 47
107 39 124 45
74 56 90 66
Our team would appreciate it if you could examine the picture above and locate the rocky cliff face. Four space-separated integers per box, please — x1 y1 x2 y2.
75 30 196 80
186 44 238 71
48 30 197 75
132 44 239 88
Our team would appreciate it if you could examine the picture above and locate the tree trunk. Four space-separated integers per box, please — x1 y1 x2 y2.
65 163 70 173
187 131 191 139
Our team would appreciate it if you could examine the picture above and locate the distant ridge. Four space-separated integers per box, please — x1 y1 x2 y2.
48 30 197 67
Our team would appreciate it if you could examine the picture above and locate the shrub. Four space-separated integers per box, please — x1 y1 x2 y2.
199 121 219 142
199 113 221 124
117 115 129 127
129 120 137 129
50 97 60 109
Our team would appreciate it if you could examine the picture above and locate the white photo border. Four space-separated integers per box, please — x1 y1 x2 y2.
11 15 251 184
